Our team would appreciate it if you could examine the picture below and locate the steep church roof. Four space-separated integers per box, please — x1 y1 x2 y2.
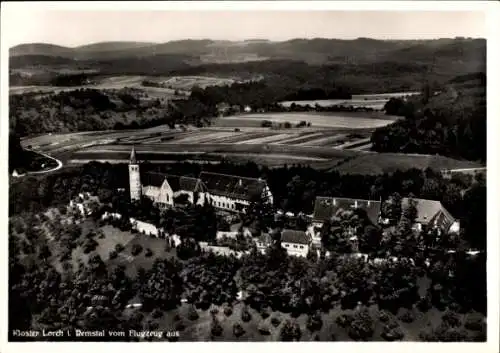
199 172 267 201
313 196 381 225
142 172 166 187
142 172 205 192
130 147 137 164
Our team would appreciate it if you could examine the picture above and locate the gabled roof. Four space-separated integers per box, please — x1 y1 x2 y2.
199 171 266 201
142 172 166 188
281 229 310 245
257 233 273 245
403 197 456 231
142 172 205 192
313 196 381 225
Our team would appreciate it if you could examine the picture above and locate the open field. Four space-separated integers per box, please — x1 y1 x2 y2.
332 153 482 175
219 112 399 128
10 74 256 96
19 107 482 174
105 234 177 278
279 92 421 110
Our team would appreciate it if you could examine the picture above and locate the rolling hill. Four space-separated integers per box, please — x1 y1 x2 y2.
10 37 485 66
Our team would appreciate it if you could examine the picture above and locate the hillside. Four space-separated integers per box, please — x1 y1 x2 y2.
10 38 485 67
370 72 486 162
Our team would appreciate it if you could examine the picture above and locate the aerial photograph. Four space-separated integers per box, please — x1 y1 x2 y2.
4 4 490 346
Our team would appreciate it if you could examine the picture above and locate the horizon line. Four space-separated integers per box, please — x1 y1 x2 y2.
10 36 485 49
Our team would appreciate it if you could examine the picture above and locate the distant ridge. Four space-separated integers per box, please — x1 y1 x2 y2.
9 38 485 74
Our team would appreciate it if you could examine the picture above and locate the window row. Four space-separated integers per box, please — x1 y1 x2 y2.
283 244 305 249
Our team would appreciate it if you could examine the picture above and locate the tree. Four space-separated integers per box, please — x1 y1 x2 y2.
210 315 223 337
241 305 252 322
131 244 143 256
347 308 374 341
188 305 199 321
233 323 245 338
381 193 402 225
280 320 302 341
306 311 323 332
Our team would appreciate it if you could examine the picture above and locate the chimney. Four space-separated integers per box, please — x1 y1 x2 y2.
333 198 336 206
238 179 242 187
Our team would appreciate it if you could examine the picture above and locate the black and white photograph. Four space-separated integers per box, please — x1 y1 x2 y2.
1 1 497 351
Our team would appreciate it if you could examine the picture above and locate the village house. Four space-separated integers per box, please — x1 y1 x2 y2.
255 233 273 254
308 196 382 247
69 192 100 217
312 196 382 228
280 229 311 257
402 197 460 235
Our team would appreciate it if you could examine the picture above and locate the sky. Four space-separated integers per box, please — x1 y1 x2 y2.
2 8 487 47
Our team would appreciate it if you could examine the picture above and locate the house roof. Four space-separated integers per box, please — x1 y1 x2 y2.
257 233 273 245
199 172 266 201
313 196 381 225
142 172 166 187
281 229 310 245
403 197 456 231
142 172 205 192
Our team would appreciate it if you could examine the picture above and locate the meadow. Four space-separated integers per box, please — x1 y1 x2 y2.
279 92 420 110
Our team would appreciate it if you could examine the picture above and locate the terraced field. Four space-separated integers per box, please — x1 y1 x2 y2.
20 108 482 173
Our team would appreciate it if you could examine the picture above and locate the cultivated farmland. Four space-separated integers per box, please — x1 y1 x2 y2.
20 109 483 173
219 112 398 128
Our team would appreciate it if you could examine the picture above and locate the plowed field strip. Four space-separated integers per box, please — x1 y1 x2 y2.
295 134 347 146
272 132 322 145
238 133 297 144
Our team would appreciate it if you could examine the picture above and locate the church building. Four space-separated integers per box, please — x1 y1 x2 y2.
128 147 273 213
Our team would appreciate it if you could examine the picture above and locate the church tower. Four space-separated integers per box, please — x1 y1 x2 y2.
129 146 141 202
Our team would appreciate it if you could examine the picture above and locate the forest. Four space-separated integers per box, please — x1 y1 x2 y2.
371 72 486 162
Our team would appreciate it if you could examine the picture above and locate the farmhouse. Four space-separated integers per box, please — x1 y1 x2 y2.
280 229 311 257
312 196 382 227
199 172 273 213
402 197 460 235
255 233 273 254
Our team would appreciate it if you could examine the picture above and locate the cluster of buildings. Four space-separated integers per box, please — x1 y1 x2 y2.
127 147 462 258
129 147 273 213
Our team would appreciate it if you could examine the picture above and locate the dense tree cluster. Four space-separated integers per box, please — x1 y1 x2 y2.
371 73 486 162
10 88 167 136
181 253 241 309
